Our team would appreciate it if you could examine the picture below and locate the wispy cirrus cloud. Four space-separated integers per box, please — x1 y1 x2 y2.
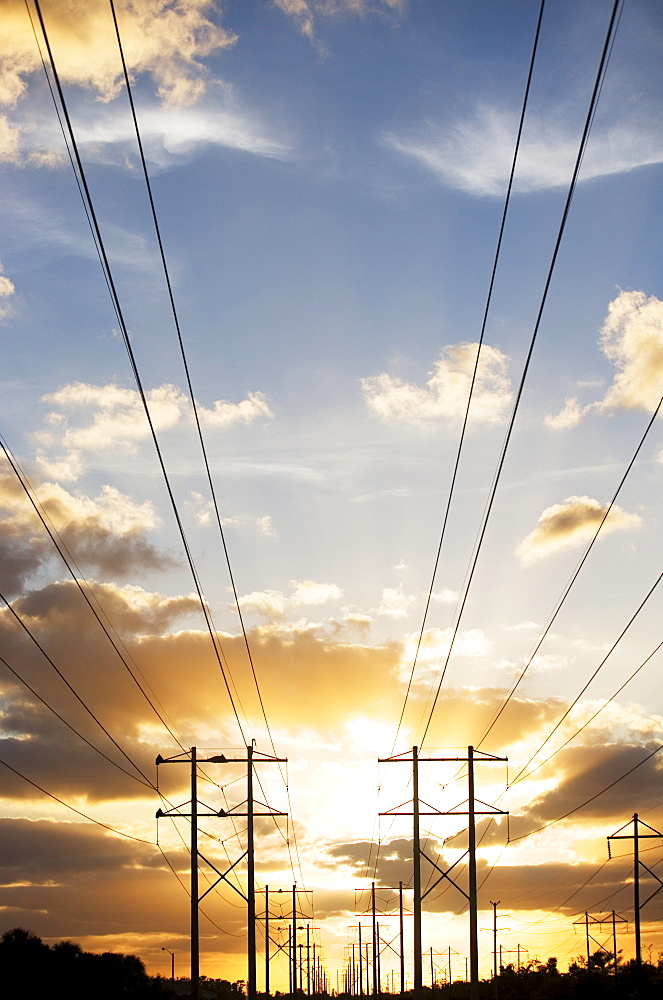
361 342 512 426
515 495 641 566
385 104 663 196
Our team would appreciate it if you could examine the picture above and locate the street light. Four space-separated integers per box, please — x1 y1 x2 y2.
162 947 175 982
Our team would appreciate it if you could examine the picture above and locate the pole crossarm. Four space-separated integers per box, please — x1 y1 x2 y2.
607 812 663 971
638 862 663 909
197 849 248 903
421 847 469 901
155 746 288 1000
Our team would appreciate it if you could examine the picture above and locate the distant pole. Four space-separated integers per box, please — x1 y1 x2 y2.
584 913 591 969
265 886 270 999
162 948 175 982
307 924 311 996
359 924 363 995
292 887 297 998
490 901 500 998
468 747 478 999
413 747 422 1000
191 748 199 1000
372 884 378 996
399 883 405 1000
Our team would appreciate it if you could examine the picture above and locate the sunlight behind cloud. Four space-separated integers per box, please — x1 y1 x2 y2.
516 495 641 565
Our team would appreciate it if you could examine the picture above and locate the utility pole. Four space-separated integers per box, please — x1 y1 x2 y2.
156 747 227 999
291 887 313 998
490 902 500 997
156 746 286 1000
380 747 507 1000
608 814 663 971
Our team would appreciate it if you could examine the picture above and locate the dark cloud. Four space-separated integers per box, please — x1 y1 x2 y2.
525 741 663 824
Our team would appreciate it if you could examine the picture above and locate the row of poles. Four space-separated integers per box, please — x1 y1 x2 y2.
155 746 662 1000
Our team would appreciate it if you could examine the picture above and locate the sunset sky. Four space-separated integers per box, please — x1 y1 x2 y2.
1 0 663 987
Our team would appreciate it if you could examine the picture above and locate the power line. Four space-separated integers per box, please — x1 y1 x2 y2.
106 0 305 888
0 756 155 844
475 390 663 752
512 637 663 788
508 742 663 844
510 565 663 785
418 0 624 749
0 588 153 787
32 0 249 745
107 0 275 753
0 435 186 751
390 0 547 755
0 653 153 790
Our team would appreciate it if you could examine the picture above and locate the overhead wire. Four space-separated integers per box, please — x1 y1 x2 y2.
474 389 663 753
0 434 187 751
0 757 155 845
108 0 306 889
389 0 548 756
512 637 663 788
418 0 624 749
0 588 154 787
509 565 663 786
31 0 249 746
0 653 153 791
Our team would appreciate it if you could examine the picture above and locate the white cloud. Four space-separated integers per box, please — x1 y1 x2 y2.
385 104 663 196
273 0 405 49
545 291 663 428
0 260 16 320
516 495 641 566
22 102 291 171
0 0 236 109
361 342 511 426
37 382 272 473
598 290 663 413
544 397 584 430
291 580 343 606
237 579 343 619
376 586 416 618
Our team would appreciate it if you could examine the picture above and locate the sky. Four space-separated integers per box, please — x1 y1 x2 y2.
1 0 663 987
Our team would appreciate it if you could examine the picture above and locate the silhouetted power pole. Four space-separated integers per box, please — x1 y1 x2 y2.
608 813 663 971
379 747 507 1000
156 746 286 1000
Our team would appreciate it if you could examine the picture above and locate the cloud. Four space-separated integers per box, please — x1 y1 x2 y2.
0 472 171 594
546 291 663 427
598 290 663 413
544 397 584 430
385 104 663 196
361 343 512 426
17 101 291 170
515 495 641 565
237 580 343 618
0 0 236 111
0 260 16 320
37 382 271 473
273 0 405 48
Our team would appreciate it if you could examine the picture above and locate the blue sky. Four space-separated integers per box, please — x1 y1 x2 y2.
1 0 663 983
